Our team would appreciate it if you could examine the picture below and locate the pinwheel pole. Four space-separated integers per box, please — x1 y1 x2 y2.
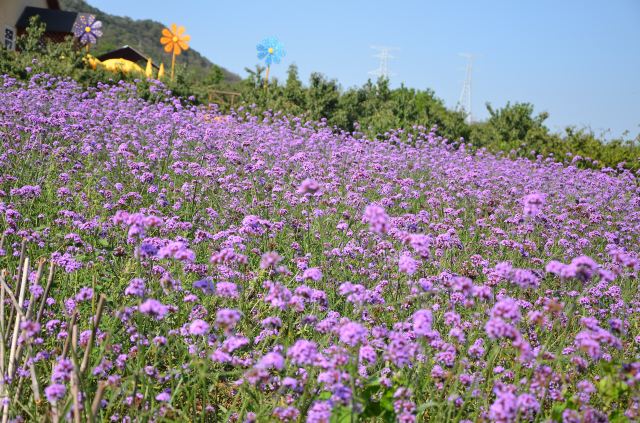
171 50 176 81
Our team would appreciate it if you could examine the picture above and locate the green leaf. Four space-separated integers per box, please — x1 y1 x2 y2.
551 403 567 422
598 376 613 395
610 409 630 423
330 406 355 423
616 381 629 395
416 401 438 413
361 400 383 418
318 391 332 401
379 389 395 412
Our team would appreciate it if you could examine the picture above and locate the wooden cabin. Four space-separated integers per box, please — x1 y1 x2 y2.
97 46 159 71
1 0 93 49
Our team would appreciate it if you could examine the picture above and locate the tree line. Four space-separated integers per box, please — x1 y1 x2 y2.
233 64 640 171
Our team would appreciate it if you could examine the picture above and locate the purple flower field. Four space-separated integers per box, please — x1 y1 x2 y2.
0 74 639 422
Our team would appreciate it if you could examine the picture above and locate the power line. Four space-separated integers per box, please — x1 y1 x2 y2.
369 46 398 80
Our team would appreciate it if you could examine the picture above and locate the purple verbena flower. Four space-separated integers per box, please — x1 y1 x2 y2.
139 299 169 320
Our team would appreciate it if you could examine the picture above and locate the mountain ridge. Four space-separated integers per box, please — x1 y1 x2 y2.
59 0 241 82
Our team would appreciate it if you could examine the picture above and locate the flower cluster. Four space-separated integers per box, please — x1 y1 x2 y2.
0 74 638 422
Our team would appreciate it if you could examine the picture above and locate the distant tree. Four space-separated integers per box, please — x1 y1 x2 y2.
283 64 305 115
414 89 469 142
204 65 224 86
306 72 340 122
469 102 551 155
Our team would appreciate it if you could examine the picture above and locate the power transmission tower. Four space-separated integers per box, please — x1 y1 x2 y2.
457 53 476 124
369 46 398 80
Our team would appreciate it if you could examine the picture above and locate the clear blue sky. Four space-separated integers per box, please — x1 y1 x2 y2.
89 0 640 138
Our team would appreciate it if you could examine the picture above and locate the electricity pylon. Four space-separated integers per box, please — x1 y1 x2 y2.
369 46 398 80
457 53 476 124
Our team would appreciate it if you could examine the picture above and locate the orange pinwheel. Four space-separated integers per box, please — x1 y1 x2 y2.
160 24 190 80
160 24 190 56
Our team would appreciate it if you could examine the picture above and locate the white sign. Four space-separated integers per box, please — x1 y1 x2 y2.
4 26 16 51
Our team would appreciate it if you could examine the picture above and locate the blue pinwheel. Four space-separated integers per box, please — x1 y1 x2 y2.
73 15 103 46
256 37 285 85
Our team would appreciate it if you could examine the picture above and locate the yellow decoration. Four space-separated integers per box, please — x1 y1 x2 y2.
204 114 230 123
84 54 99 70
158 63 165 79
85 54 156 77
145 58 153 78
160 24 190 80
100 58 145 74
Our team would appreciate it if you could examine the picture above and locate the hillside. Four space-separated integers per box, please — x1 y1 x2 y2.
59 0 240 82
